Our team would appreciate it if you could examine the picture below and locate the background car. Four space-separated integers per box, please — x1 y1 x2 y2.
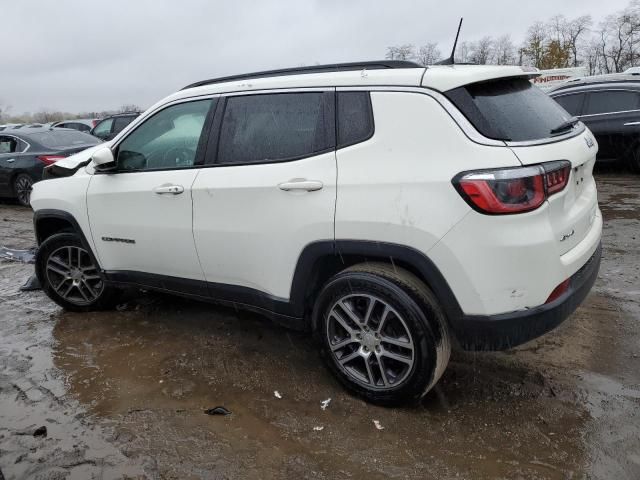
0 128 100 206
52 118 100 133
549 76 640 172
90 112 140 141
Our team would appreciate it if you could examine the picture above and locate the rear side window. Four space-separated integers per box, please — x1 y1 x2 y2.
584 91 640 115
554 93 585 116
28 131 100 149
217 92 334 165
337 92 374 147
446 78 570 142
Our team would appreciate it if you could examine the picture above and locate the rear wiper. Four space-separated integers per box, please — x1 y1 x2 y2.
550 116 580 136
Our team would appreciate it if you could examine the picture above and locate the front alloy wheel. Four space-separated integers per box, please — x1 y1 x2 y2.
36 232 121 311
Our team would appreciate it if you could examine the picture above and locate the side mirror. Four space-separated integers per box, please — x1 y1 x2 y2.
91 147 116 171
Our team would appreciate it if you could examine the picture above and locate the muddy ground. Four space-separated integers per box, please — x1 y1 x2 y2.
0 170 639 480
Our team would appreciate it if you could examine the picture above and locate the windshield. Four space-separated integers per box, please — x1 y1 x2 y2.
445 78 572 142
28 130 101 149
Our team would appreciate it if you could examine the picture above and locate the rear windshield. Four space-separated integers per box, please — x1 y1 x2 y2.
28 130 101 149
445 78 571 142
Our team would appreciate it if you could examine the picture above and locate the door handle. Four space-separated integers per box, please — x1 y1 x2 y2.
624 122 640 126
278 180 323 192
6 159 15 163
153 184 184 195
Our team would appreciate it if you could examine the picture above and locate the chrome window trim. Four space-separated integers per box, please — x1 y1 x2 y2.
0 133 30 153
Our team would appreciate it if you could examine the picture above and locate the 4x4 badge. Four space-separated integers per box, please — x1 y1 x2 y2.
585 136 595 149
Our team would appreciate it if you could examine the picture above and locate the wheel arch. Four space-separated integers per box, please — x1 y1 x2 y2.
33 209 102 270
290 240 463 331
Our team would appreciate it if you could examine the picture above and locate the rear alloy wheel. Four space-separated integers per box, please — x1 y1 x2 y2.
315 263 451 406
13 173 34 207
36 233 121 311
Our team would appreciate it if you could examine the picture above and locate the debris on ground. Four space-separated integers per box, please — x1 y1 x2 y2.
0 246 36 263
33 426 48 438
373 420 384 430
204 406 232 416
313 426 325 431
20 274 41 292
321 398 331 411
274 391 282 399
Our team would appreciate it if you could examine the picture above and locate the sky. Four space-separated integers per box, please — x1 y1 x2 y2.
0 0 632 115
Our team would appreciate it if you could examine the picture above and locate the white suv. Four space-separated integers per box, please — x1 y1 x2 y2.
30 61 602 405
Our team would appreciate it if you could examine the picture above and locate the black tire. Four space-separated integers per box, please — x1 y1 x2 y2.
13 173 34 207
35 233 121 312
313 263 451 406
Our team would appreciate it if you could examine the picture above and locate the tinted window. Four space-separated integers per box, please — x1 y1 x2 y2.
337 92 374 147
113 115 136 133
554 93 585 116
585 91 640 115
0 136 17 154
218 92 334 165
117 100 211 171
92 118 113 136
446 78 571 141
29 131 100 149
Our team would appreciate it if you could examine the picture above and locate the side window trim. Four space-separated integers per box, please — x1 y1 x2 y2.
208 89 336 167
106 97 218 174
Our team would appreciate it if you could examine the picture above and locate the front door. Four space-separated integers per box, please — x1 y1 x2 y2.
87 98 215 290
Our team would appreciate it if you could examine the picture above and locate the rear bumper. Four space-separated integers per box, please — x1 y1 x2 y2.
451 242 602 351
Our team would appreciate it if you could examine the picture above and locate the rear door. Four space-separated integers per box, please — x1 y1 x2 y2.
581 89 640 159
87 98 215 288
191 90 336 302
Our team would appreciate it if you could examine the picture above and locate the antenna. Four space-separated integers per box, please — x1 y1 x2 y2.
436 18 463 65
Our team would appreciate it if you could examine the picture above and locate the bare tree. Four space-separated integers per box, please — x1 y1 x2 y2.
521 21 548 68
470 37 495 64
415 43 441 65
385 45 415 61
494 35 516 65
567 15 593 67
455 41 472 63
32 110 64 124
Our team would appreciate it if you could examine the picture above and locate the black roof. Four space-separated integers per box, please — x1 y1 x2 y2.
182 60 423 90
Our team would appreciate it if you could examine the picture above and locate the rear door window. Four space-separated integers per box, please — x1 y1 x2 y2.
554 93 585 116
445 78 571 142
217 92 335 165
337 92 374 148
113 116 136 134
584 90 640 115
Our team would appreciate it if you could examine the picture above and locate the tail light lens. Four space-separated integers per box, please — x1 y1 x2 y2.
454 161 571 215
37 155 66 166
546 278 570 304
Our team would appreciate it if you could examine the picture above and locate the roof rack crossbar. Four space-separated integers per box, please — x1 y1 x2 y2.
181 60 423 90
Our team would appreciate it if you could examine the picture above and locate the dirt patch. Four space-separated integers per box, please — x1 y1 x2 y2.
1 171 639 479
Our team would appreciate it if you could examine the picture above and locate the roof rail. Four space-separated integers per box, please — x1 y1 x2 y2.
181 60 423 90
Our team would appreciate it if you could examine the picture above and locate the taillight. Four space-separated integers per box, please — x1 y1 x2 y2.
454 161 571 215
92 119 99 128
543 161 571 195
37 155 66 166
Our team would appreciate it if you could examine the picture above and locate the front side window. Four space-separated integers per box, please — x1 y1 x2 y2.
584 90 640 115
217 92 334 165
117 100 212 171
554 93 585 117
92 118 113 137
